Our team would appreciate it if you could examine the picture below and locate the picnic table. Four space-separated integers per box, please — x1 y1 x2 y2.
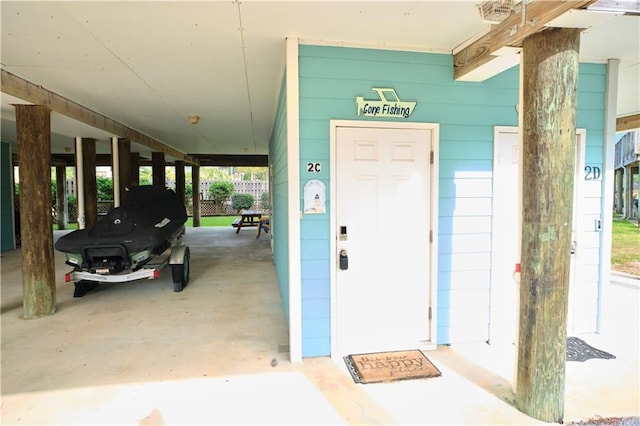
232 210 262 234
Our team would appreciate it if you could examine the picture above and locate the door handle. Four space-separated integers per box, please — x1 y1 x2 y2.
339 249 349 270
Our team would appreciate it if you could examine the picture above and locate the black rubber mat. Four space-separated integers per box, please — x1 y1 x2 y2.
566 337 616 362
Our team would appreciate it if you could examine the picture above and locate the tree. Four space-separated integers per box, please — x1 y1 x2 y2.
185 183 193 202
235 167 267 181
96 177 114 201
139 167 152 186
209 181 234 205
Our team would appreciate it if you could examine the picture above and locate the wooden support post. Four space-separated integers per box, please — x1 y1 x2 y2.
625 165 634 219
175 160 186 206
14 105 56 318
192 165 201 227
130 152 140 186
152 152 165 188
55 165 68 230
81 138 98 228
516 28 580 423
615 168 624 214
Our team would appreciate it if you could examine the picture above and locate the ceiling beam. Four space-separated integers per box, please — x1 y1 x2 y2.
190 154 268 167
453 1 595 81
1 69 199 166
617 113 640 132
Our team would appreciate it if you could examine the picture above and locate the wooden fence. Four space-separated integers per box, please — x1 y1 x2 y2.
58 200 270 222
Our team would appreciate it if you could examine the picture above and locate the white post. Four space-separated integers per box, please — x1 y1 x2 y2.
286 36 302 363
75 137 86 230
111 136 120 207
599 58 619 333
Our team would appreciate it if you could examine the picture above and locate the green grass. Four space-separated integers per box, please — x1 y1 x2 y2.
53 223 78 231
611 215 640 269
184 216 237 227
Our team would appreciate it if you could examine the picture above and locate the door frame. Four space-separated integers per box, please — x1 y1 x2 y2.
329 120 440 358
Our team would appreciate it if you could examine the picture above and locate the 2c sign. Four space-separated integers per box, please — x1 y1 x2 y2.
307 162 322 173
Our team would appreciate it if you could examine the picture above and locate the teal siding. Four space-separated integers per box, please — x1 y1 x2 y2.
1 142 15 252
575 63 607 331
295 44 607 355
270 75 290 323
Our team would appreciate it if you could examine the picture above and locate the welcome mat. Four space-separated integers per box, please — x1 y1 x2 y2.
566 337 616 362
343 349 442 384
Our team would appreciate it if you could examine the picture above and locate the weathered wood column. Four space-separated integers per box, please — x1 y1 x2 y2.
614 168 623 214
175 160 186 206
130 152 140 186
80 138 98 228
15 105 56 318
55 165 68 230
192 165 201 227
516 28 580 423
152 152 165 188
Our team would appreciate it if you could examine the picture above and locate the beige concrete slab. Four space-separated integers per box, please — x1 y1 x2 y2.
2 227 638 425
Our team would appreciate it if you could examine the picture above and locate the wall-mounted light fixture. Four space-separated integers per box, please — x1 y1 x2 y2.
189 115 200 125
478 0 515 24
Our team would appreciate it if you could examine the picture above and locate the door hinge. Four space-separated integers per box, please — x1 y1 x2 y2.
429 230 433 243
428 307 432 320
430 151 434 164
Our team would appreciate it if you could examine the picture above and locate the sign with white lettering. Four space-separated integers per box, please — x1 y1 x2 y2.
355 88 417 119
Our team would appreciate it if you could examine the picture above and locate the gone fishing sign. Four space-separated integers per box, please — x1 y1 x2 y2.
355 88 417 119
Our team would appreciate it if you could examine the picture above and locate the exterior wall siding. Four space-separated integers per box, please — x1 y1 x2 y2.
298 45 521 352
270 75 290 323
1 141 15 252
574 63 607 332
280 44 607 356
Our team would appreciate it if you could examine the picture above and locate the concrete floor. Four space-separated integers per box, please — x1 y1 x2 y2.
1 226 638 425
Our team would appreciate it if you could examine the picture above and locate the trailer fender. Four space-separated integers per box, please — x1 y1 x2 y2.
169 245 189 265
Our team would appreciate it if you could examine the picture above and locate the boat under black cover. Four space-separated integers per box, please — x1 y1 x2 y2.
55 185 187 274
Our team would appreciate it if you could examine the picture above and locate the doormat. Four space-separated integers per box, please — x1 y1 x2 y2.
566 337 616 362
343 350 441 384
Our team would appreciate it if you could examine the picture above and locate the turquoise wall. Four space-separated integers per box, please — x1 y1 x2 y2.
577 63 606 166
270 76 291 323
575 63 607 331
281 44 607 356
1 141 16 252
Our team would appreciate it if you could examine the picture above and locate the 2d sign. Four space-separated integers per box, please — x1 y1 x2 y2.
355 88 417 119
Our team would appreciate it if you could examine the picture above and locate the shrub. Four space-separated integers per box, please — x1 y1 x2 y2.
209 181 234 204
260 191 271 210
231 193 254 212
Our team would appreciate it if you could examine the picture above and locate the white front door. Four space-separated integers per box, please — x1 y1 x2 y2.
334 125 435 356
490 129 521 344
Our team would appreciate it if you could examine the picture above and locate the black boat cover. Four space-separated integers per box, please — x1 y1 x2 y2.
55 186 187 256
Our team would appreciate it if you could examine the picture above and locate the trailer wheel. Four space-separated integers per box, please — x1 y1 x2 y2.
172 247 190 292
74 280 98 298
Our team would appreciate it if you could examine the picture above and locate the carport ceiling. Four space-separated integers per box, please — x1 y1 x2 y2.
1 1 639 160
